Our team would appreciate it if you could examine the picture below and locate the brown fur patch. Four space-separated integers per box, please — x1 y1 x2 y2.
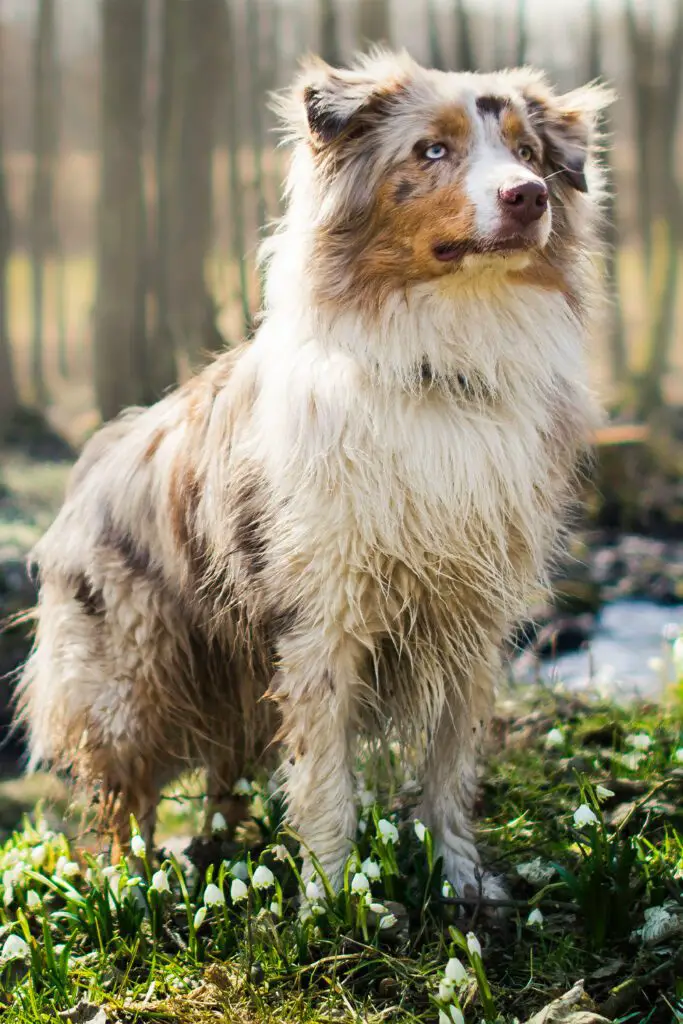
143 427 166 463
102 512 154 579
476 95 508 119
233 472 270 580
430 106 471 149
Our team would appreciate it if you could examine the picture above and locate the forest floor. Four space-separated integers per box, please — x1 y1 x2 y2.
0 686 682 1024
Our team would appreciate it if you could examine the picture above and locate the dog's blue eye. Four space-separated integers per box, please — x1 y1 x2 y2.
424 143 448 161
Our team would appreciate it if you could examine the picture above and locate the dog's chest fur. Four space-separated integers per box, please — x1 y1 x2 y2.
245 285 591 673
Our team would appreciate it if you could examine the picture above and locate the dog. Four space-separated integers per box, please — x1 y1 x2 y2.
17 50 611 895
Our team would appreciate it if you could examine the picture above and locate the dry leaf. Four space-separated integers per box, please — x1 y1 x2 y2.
58 1001 109 1024
523 980 610 1024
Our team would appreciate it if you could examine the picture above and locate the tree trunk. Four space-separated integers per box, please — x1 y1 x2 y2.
94 0 148 422
0 22 17 432
31 0 59 407
319 0 341 67
357 0 391 47
454 0 476 72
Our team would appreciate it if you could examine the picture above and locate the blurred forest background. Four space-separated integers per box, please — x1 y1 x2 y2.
0 0 683 445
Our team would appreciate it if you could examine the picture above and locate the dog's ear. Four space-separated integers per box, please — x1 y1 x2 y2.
523 80 615 193
293 51 411 147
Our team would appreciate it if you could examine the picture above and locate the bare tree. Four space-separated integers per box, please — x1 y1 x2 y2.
30 0 59 407
0 23 18 432
93 0 148 421
319 0 342 66
454 0 476 72
357 0 391 47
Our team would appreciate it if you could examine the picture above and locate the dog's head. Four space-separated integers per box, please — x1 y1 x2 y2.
275 50 613 313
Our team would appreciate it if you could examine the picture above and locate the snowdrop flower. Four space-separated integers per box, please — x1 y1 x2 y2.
30 844 47 868
271 844 288 862
445 957 468 984
673 748 683 763
439 979 455 1002
358 819 367 834
596 784 615 800
449 1009 465 1024
106 870 124 900
673 636 683 672
193 906 207 930
232 778 252 796
25 890 41 909
573 804 599 828
305 880 321 901
203 883 225 906
252 865 275 889
439 1012 451 1024
231 877 248 903
442 880 454 898
3 886 13 907
3 864 24 888
379 913 397 929
516 858 556 886
151 869 170 894
269 900 281 917
229 860 249 881
359 788 376 809
466 932 482 957
211 812 227 832
527 908 544 927
620 751 645 770
361 858 381 880
130 834 147 858
413 820 427 842
351 872 370 894
377 819 399 844
626 733 652 751
545 728 564 749
1 934 30 962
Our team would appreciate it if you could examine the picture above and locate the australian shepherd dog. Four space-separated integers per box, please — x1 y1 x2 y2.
17 50 611 898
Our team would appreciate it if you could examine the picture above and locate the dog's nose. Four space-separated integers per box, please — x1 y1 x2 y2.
498 181 548 226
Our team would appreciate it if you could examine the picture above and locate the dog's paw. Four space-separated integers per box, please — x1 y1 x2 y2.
440 848 509 916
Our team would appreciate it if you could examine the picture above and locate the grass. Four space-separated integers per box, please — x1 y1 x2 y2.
1 685 682 1023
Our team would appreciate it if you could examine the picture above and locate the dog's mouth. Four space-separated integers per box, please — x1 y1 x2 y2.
432 235 533 263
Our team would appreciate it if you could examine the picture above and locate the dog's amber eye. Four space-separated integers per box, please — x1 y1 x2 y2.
423 142 448 161
518 144 534 162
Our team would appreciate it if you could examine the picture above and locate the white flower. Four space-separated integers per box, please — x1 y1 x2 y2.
1 934 30 962
377 819 399 844
573 804 599 828
368 900 387 913
232 778 252 796
305 880 321 901
3 864 24 888
30 844 47 868
106 870 123 900
596 784 615 800
3 886 14 907
252 865 275 889
60 860 79 878
626 733 652 751
439 1012 452 1024
466 932 482 957
673 636 683 672
130 834 147 857
439 979 454 1002
673 748 683 763
379 913 397 929
358 819 367 834
545 728 564 749
193 906 207 930
516 858 556 886
269 900 281 917
527 908 544 927
351 872 370 894
211 812 227 832
359 788 376 809
414 820 427 842
151 869 170 894
271 844 288 862
229 860 249 881
620 751 646 770
230 878 248 903
445 957 468 984
203 883 225 906
449 1009 465 1024
25 890 41 909
442 880 454 898
361 858 381 879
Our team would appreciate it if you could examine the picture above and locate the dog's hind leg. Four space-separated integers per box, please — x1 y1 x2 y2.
414 663 508 902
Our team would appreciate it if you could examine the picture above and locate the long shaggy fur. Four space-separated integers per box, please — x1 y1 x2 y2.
16 51 611 891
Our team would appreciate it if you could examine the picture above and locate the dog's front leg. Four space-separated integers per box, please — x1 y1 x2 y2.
415 668 508 902
274 635 364 892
